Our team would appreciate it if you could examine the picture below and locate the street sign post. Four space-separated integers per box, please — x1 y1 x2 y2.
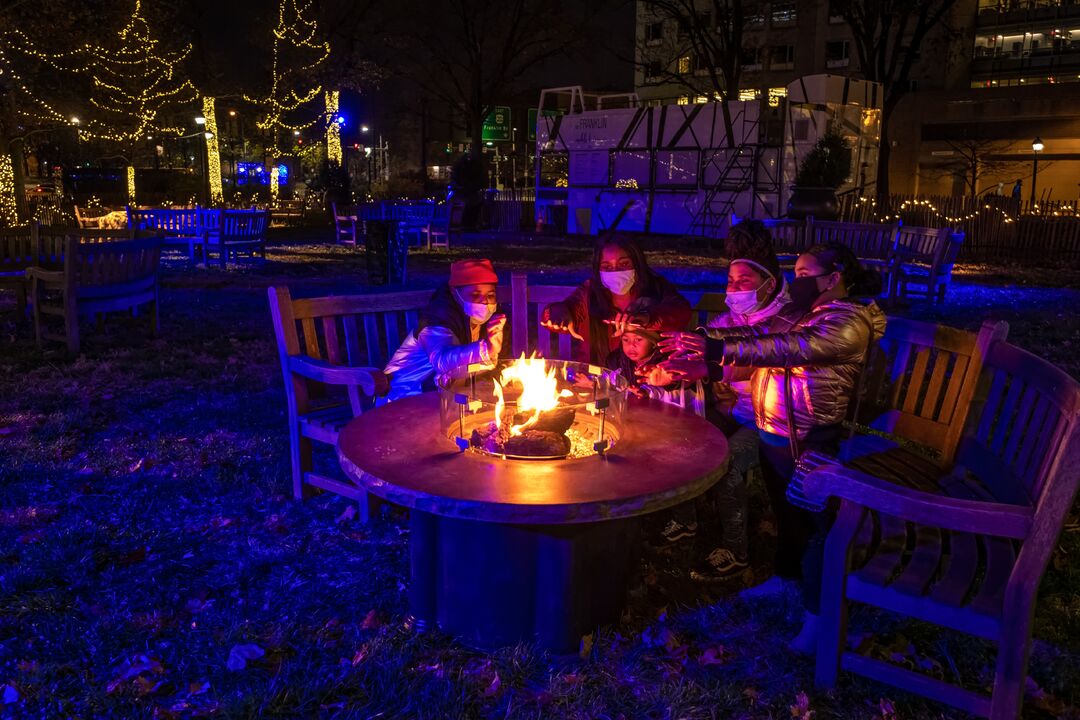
482 106 511 142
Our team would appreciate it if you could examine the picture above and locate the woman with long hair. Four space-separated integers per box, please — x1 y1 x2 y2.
541 233 691 364
659 242 886 652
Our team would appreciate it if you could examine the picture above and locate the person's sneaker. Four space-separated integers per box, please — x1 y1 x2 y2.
690 548 749 582
659 519 698 545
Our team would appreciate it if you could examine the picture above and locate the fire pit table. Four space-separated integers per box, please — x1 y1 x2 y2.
337 359 729 652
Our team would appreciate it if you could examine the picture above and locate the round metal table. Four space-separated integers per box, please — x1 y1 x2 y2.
338 392 729 652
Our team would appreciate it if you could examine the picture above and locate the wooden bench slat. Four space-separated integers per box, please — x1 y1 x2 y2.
890 524 943 596
968 536 1016 617
855 512 908 586
902 346 931 416
921 349 949 420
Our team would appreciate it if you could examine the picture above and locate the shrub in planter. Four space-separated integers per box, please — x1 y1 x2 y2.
788 132 852 220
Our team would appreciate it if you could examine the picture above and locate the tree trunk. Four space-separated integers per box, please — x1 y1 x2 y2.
876 114 892 207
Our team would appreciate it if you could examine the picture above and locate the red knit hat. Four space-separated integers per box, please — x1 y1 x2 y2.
449 258 498 287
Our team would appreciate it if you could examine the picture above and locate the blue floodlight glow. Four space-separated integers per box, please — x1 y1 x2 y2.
237 162 288 185
336 115 346 126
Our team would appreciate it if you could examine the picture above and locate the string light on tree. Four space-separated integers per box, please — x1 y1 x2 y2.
0 158 18 227
202 97 224 205
245 0 330 202
325 90 342 164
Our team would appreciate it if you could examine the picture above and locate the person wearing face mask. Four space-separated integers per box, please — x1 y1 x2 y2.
540 233 691 365
657 242 886 655
383 259 507 401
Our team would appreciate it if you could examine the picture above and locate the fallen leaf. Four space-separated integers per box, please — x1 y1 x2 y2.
789 690 814 719
188 680 210 695
698 645 726 666
226 643 264 671
482 673 501 697
1 684 18 705
336 506 357 524
360 609 383 630
579 632 594 659
743 687 760 707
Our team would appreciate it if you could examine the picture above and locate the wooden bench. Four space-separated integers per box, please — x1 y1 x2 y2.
27 232 164 353
803 323 1080 719
202 209 269 268
270 199 304 226
331 202 361 246
890 226 965 305
128 206 214 263
0 225 41 317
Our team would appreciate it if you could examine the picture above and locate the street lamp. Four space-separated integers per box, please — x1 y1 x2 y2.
360 124 370 133
1030 136 1043 206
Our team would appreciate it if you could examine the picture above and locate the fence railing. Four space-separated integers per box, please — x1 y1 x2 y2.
837 193 1080 264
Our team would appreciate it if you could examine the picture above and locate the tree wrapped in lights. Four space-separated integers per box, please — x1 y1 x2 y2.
9 1 199 204
325 90 342 165
80 1 198 203
246 0 330 203
202 97 224 205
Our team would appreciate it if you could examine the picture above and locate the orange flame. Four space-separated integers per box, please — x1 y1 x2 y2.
493 354 573 436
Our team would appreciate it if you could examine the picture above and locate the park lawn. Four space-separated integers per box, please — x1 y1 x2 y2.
1 236 1079 719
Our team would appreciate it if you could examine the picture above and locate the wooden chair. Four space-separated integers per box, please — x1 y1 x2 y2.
202 209 269 268
805 333 1080 720
331 202 361 246
423 202 465 250
843 318 1009 469
269 286 436 519
0 225 40 318
891 226 964 305
27 232 163 353
270 199 304 226
687 291 728 329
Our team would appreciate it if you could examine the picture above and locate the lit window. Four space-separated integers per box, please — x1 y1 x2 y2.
695 95 709 104
768 87 787 107
739 89 761 101
678 56 691 74
677 95 690 105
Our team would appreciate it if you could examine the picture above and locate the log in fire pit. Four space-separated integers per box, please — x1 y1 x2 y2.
338 356 730 653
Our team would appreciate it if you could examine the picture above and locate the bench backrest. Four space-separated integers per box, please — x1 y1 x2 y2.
958 340 1080 514
764 218 809 255
218 209 269 240
894 225 951 266
332 202 357 220
850 318 1008 467
129 207 201 234
0 225 39 273
509 273 578 359
64 233 163 291
810 219 899 260
686 291 728 329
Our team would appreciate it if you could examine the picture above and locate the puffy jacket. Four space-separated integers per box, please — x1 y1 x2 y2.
702 298 886 439
546 275 692 364
384 284 499 401
705 281 791 426
384 325 492 401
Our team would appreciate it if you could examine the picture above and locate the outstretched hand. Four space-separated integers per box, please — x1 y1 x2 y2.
658 331 706 360
485 313 507 358
540 305 584 341
657 358 709 382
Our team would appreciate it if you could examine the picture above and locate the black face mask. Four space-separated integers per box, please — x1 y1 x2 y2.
788 273 829 308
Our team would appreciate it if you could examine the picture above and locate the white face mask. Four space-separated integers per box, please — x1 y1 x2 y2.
600 269 637 295
457 291 495 323
725 280 771 316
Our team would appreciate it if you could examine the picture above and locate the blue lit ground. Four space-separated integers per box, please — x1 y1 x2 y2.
1 233 1078 718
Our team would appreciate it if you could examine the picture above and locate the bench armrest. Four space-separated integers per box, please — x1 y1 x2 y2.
286 356 389 396
802 462 1033 540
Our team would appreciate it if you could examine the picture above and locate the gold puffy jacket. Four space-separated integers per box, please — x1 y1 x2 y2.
702 298 886 439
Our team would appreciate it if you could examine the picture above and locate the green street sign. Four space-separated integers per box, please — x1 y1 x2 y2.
527 107 564 141
482 106 511 142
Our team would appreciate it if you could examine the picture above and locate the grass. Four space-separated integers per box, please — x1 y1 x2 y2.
2 231 1079 719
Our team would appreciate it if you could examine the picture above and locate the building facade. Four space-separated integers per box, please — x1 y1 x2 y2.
635 0 1080 201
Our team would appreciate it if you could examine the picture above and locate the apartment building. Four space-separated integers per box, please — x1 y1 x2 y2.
635 0 1080 200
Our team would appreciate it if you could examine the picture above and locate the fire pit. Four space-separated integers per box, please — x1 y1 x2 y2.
439 357 628 460
337 359 730 653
